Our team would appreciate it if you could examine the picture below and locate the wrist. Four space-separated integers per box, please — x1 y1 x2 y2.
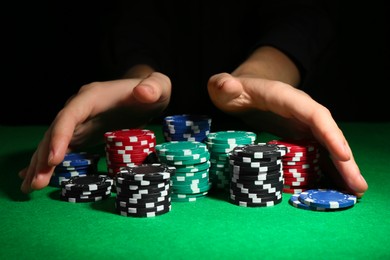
232 46 301 86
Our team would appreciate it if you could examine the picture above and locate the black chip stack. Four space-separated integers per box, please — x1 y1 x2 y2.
60 175 113 203
228 143 287 207
114 163 174 217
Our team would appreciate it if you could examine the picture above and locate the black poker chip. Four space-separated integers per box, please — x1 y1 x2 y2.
61 187 112 197
230 172 282 181
115 199 171 211
117 204 172 218
118 163 175 181
60 193 111 203
229 196 283 207
231 143 287 158
115 193 170 204
116 184 170 196
61 175 114 192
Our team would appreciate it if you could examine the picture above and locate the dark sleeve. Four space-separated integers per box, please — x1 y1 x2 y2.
249 0 335 80
102 0 173 78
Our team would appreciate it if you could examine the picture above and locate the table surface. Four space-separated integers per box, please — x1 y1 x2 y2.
1 122 389 260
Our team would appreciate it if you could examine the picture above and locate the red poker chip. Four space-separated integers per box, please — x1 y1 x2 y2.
283 179 311 187
282 164 320 170
282 153 320 161
106 141 155 149
283 167 321 173
105 138 156 147
284 150 320 157
283 171 319 178
105 147 155 155
283 176 315 182
104 129 156 142
283 160 319 166
283 183 311 189
268 139 319 153
107 158 148 166
283 188 308 194
107 152 153 160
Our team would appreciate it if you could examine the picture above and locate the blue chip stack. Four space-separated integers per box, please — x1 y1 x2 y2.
162 114 212 142
49 152 100 187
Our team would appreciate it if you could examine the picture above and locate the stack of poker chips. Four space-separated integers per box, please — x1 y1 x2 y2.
205 130 256 191
162 114 212 142
60 175 113 203
228 143 286 207
114 163 174 217
104 129 157 179
288 188 357 211
155 141 211 202
267 139 322 194
50 152 100 188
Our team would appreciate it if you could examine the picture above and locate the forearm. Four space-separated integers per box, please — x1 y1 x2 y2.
232 46 301 87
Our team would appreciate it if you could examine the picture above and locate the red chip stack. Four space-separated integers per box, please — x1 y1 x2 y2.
267 139 323 194
103 129 157 179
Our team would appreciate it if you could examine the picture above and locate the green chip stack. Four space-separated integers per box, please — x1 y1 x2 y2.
205 130 257 192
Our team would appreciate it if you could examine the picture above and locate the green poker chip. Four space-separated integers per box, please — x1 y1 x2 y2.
206 130 257 144
155 141 208 156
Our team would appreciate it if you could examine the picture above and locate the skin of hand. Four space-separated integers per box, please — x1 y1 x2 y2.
19 66 171 193
207 46 368 197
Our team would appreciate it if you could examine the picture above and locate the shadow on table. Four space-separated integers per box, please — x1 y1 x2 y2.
0 149 36 201
47 188 118 214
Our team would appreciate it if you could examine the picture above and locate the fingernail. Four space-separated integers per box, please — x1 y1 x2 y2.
350 174 368 193
359 174 368 189
20 180 28 193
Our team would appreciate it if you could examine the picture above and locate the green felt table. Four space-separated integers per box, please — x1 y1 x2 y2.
1 122 389 260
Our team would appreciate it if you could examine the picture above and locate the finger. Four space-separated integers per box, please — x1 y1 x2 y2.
132 72 171 104
20 150 38 193
18 167 27 179
260 83 351 162
30 130 60 190
331 144 368 194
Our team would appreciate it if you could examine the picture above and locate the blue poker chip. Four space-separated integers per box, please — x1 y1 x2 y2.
60 152 100 167
164 114 212 126
298 189 357 209
289 194 329 211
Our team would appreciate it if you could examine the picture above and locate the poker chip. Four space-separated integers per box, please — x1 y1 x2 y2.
206 130 256 144
228 143 284 207
49 152 100 188
206 130 257 191
155 141 208 156
155 141 211 201
114 163 173 217
60 175 113 203
232 143 287 158
104 129 158 178
267 139 324 193
61 175 114 192
288 194 328 211
229 197 283 208
298 189 357 209
162 114 212 142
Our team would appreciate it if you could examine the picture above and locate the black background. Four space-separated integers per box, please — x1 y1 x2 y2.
2 1 389 125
